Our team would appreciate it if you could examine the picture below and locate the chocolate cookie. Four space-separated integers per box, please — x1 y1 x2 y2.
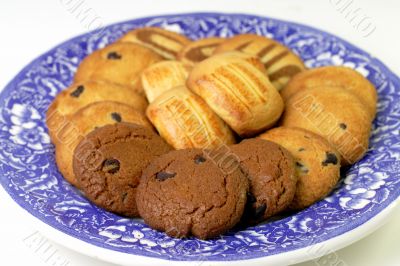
74 42 163 93
118 27 192 60
47 80 147 144
55 101 151 187
231 139 297 222
73 123 172 217
136 149 249 239
259 127 341 210
178 37 225 66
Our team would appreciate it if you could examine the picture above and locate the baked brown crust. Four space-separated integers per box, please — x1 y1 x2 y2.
146 86 235 149
55 101 151 187
280 87 371 165
214 34 306 91
46 80 148 144
187 51 284 137
118 27 192 60
140 60 190 102
280 66 377 119
178 37 225 66
259 127 341 210
136 148 249 239
74 42 163 93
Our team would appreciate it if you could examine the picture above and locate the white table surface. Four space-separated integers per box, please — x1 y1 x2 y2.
0 0 399 265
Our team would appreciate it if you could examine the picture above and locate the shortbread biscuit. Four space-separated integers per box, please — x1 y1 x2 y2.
280 66 377 118
281 87 371 165
259 127 341 210
187 51 284 137
141 61 190 102
178 37 225 66
146 86 235 149
118 27 192 60
214 34 305 91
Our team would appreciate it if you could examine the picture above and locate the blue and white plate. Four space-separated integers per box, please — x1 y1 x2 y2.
0 13 399 266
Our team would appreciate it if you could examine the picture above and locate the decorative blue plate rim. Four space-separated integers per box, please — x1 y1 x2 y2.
0 12 399 263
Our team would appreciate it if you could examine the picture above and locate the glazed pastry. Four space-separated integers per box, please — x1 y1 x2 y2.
73 123 172 217
280 66 377 119
281 87 371 165
214 34 306 91
55 101 151 187
141 61 190 102
178 37 225 66
187 51 284 137
74 42 163 94
146 86 235 149
46 80 147 144
118 27 192 60
231 139 297 222
136 148 249 239
259 127 341 210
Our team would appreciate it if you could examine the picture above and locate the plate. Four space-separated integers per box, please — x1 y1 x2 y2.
0 12 399 266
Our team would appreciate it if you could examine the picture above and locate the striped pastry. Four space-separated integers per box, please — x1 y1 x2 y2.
187 52 284 137
118 27 192 60
178 37 225 66
214 34 306 91
146 86 235 150
141 60 190 103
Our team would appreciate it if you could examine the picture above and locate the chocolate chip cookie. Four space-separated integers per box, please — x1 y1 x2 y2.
231 139 297 222
73 123 172 217
259 127 341 210
136 149 249 239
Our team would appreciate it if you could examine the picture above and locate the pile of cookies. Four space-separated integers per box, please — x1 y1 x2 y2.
46 27 377 239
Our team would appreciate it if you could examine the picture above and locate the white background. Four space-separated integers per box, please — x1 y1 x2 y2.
0 0 399 265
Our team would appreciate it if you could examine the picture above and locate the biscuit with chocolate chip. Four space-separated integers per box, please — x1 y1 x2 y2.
259 127 341 210
73 123 172 217
136 148 249 239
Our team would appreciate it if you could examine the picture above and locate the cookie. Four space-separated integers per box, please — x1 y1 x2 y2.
73 123 172 217
136 148 249 239
140 61 190 102
55 101 151 187
280 66 377 119
146 86 236 149
74 42 163 93
214 34 305 91
281 86 371 165
231 139 297 222
46 80 148 144
259 127 341 210
177 37 225 66
187 51 284 137
118 27 192 60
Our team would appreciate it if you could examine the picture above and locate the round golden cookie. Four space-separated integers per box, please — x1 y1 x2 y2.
177 37 225 67
280 66 377 119
146 86 235 149
74 42 163 93
214 34 306 91
140 60 190 102
281 86 371 165
55 101 151 188
118 27 192 60
187 51 284 137
46 80 148 144
259 127 341 210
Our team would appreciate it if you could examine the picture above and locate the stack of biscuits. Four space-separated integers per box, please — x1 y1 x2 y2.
46 27 377 239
